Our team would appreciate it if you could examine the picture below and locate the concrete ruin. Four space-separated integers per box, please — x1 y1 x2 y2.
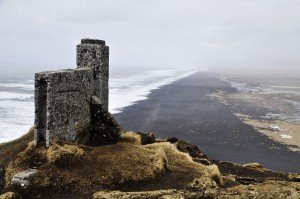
34 39 120 147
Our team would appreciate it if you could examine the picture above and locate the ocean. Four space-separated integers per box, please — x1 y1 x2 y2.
0 69 197 143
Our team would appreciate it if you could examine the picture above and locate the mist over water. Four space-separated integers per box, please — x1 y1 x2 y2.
0 68 198 143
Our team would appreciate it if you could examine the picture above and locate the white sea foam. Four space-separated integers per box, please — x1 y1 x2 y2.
229 81 264 93
0 92 33 100
0 69 200 143
109 69 199 114
279 134 292 139
0 82 34 90
0 99 34 143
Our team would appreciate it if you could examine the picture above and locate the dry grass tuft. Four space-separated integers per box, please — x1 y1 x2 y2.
144 142 222 187
219 180 300 198
0 192 17 199
120 131 141 144
46 143 84 165
242 163 267 172
96 143 169 185
4 164 18 188
93 189 185 199
207 164 222 185
150 147 168 172
16 141 35 158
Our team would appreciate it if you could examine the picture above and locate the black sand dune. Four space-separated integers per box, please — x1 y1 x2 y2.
114 72 300 173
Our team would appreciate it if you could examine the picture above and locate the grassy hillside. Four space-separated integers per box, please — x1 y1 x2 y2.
0 131 299 199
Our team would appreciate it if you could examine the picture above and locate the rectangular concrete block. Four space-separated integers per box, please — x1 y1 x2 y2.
76 40 109 110
35 68 95 144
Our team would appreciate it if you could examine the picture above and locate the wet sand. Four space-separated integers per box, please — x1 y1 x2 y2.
114 72 300 173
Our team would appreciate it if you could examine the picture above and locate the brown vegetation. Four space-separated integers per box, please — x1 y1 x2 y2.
219 180 300 199
46 143 84 165
0 131 299 198
0 192 17 199
0 128 34 167
0 132 221 198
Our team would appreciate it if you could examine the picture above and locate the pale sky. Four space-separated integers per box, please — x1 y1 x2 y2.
0 0 299 74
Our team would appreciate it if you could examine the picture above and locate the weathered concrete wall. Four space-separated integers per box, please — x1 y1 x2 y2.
34 68 94 146
76 39 109 110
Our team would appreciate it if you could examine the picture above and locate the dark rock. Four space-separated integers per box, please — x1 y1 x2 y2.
11 169 38 188
137 132 156 145
176 140 207 159
289 174 300 182
193 157 211 165
235 176 258 185
87 102 121 146
213 160 290 181
155 137 178 143
166 137 178 143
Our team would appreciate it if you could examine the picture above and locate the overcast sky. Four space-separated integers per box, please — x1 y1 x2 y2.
0 0 299 75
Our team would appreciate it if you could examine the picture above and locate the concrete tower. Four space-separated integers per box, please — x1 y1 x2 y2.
34 39 113 147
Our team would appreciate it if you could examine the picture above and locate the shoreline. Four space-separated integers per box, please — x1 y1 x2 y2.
0 69 199 143
210 70 300 152
114 71 300 173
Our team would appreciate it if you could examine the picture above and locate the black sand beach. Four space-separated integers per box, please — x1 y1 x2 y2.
114 72 300 173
